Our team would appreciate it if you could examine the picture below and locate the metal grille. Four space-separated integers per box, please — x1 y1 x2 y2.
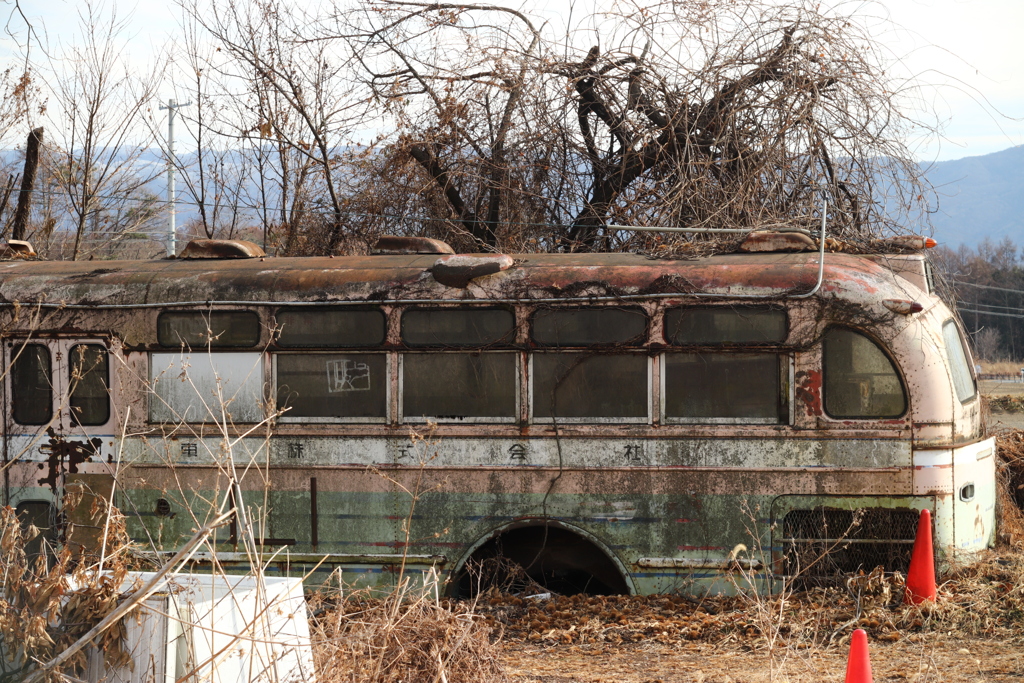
779 507 921 579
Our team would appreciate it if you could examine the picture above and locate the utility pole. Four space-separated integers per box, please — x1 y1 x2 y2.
159 99 191 257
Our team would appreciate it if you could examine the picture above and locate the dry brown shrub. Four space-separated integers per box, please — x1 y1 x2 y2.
0 499 134 682
310 574 507 683
996 430 1024 545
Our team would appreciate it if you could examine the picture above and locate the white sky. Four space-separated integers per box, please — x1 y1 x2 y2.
9 0 1024 162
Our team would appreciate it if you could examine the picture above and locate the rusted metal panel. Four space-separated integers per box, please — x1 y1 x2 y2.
0 252 933 308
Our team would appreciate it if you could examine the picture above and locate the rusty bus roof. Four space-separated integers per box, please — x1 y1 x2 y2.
0 251 927 307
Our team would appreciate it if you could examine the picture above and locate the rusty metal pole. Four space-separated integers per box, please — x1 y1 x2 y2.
11 127 43 241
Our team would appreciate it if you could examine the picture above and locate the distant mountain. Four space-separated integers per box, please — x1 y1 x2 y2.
925 145 1024 248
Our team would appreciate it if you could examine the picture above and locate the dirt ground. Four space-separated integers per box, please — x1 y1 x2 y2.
501 635 1024 682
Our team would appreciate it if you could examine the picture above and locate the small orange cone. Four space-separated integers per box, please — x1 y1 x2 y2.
845 629 873 683
904 508 937 604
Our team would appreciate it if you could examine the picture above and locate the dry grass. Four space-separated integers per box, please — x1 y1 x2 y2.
0 499 135 682
978 361 1024 376
310 573 508 683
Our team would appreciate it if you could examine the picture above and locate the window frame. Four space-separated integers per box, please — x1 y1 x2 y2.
941 319 978 404
157 310 262 349
821 326 908 420
149 350 266 424
273 351 391 424
528 351 652 424
68 343 111 427
400 306 516 348
6 338 115 431
399 351 520 424
9 341 53 426
664 305 788 346
659 351 792 425
274 307 387 348
530 306 649 348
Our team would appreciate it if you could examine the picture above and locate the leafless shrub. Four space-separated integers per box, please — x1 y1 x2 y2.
330 0 932 254
309 573 507 683
0 497 133 682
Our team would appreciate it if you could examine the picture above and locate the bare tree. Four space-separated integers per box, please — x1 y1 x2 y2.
178 0 372 254
328 0 932 253
43 2 164 259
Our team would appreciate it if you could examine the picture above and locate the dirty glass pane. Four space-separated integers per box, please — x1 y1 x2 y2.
150 352 264 423
277 308 385 347
665 307 787 345
823 328 906 418
533 353 647 418
402 308 513 347
532 308 646 346
158 311 260 348
664 353 780 421
11 343 51 425
69 344 110 426
403 353 516 419
277 354 386 418
942 320 976 403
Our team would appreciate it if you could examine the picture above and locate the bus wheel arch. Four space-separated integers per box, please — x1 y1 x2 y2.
448 519 635 597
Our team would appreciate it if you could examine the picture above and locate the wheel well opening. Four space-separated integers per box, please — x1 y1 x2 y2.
452 525 630 597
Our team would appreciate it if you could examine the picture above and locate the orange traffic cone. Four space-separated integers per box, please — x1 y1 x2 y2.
904 508 937 604
845 629 873 683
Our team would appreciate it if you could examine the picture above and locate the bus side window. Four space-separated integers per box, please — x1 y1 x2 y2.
532 307 646 346
663 353 782 422
11 343 52 425
403 353 517 421
277 353 387 419
823 328 907 418
665 307 786 344
402 308 513 347
276 308 386 347
533 353 648 419
69 344 110 426
942 320 977 402
150 352 264 423
157 311 260 348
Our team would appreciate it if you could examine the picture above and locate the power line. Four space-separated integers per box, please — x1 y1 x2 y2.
958 308 1024 320
951 280 1024 296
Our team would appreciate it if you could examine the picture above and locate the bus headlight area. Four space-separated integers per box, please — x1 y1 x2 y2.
0 240 995 596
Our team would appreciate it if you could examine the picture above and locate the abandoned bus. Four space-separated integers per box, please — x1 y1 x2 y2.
0 233 994 595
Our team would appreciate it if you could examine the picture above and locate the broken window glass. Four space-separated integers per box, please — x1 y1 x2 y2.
665 307 787 345
11 343 51 425
158 311 260 348
532 308 647 346
942 320 976 403
150 352 264 423
69 344 110 426
403 353 516 420
277 354 386 419
402 308 514 346
276 308 385 347
664 353 781 422
823 328 906 418
533 353 647 419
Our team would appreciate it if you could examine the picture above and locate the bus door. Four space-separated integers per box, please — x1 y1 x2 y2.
5 338 116 558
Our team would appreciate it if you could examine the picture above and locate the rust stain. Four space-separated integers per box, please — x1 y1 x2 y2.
795 369 823 416
37 432 102 493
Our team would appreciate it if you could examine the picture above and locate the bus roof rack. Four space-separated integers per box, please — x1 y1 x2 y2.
372 236 455 255
0 240 36 259
178 239 265 259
